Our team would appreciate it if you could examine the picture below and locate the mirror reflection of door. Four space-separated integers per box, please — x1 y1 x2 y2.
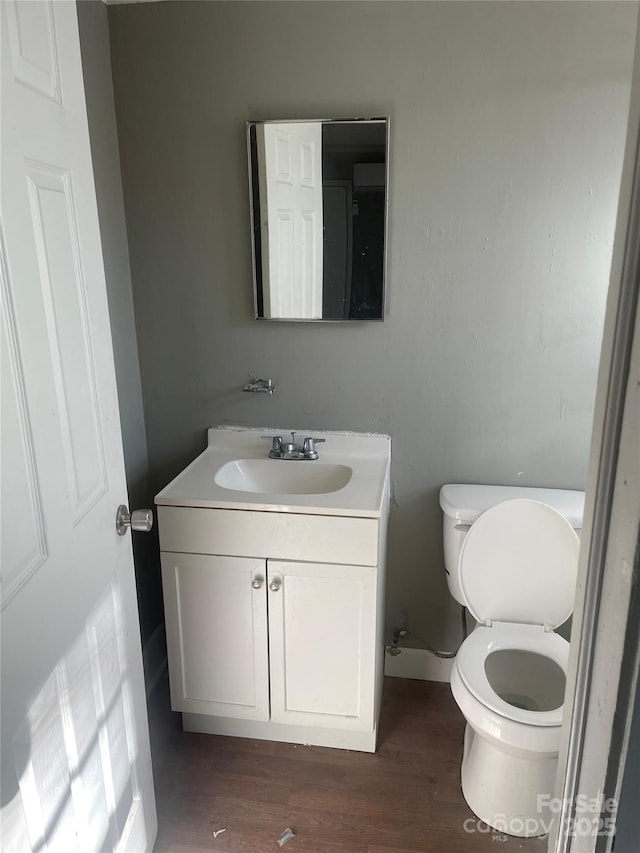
256 122 323 319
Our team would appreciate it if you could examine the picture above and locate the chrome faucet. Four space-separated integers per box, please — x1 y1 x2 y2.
262 432 326 460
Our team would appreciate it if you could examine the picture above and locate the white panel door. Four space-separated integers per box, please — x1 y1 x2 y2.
161 553 269 720
257 122 323 318
1 2 156 851
267 561 376 730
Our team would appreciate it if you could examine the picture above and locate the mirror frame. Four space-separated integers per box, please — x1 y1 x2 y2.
246 117 390 322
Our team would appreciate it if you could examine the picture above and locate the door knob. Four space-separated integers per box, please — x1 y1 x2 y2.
252 578 264 589
116 505 153 536
269 580 281 592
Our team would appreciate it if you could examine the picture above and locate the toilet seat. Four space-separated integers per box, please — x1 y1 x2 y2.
454 500 578 727
455 623 569 726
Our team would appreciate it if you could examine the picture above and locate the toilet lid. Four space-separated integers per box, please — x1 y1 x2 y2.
458 499 580 628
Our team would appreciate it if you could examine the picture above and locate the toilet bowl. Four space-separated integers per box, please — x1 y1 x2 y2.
446 498 580 838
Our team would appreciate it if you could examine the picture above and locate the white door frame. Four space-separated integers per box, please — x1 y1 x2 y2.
551 16 640 853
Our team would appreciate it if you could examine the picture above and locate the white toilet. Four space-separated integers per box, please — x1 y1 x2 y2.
439 484 584 838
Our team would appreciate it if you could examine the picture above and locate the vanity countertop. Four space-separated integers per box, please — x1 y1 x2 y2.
155 427 391 518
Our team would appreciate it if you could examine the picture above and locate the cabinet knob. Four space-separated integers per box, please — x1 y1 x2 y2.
251 578 263 589
269 580 281 592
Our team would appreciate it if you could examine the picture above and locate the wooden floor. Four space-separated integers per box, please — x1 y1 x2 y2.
149 674 547 853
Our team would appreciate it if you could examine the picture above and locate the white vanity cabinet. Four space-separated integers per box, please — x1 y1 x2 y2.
158 507 386 751
155 427 390 752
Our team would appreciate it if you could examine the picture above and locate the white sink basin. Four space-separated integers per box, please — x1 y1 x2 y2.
215 458 353 495
155 427 390 517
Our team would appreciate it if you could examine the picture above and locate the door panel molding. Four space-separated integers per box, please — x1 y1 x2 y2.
25 160 108 524
5 0 61 103
0 228 47 609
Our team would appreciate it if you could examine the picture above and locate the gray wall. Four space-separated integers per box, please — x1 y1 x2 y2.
77 0 161 644
108 1 637 647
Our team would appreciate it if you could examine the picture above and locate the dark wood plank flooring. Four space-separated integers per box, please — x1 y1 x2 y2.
149 674 547 852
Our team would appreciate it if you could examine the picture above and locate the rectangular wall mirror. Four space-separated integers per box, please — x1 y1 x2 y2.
247 118 389 321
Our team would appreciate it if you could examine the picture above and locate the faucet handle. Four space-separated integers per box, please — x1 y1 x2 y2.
261 435 283 455
302 437 326 458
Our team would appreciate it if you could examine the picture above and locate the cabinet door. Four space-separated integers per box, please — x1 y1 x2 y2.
161 552 269 720
268 561 376 730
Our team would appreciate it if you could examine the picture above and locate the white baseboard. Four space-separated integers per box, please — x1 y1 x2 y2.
142 622 167 698
384 646 454 682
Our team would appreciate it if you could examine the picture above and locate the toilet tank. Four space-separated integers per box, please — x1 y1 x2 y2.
439 484 585 605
